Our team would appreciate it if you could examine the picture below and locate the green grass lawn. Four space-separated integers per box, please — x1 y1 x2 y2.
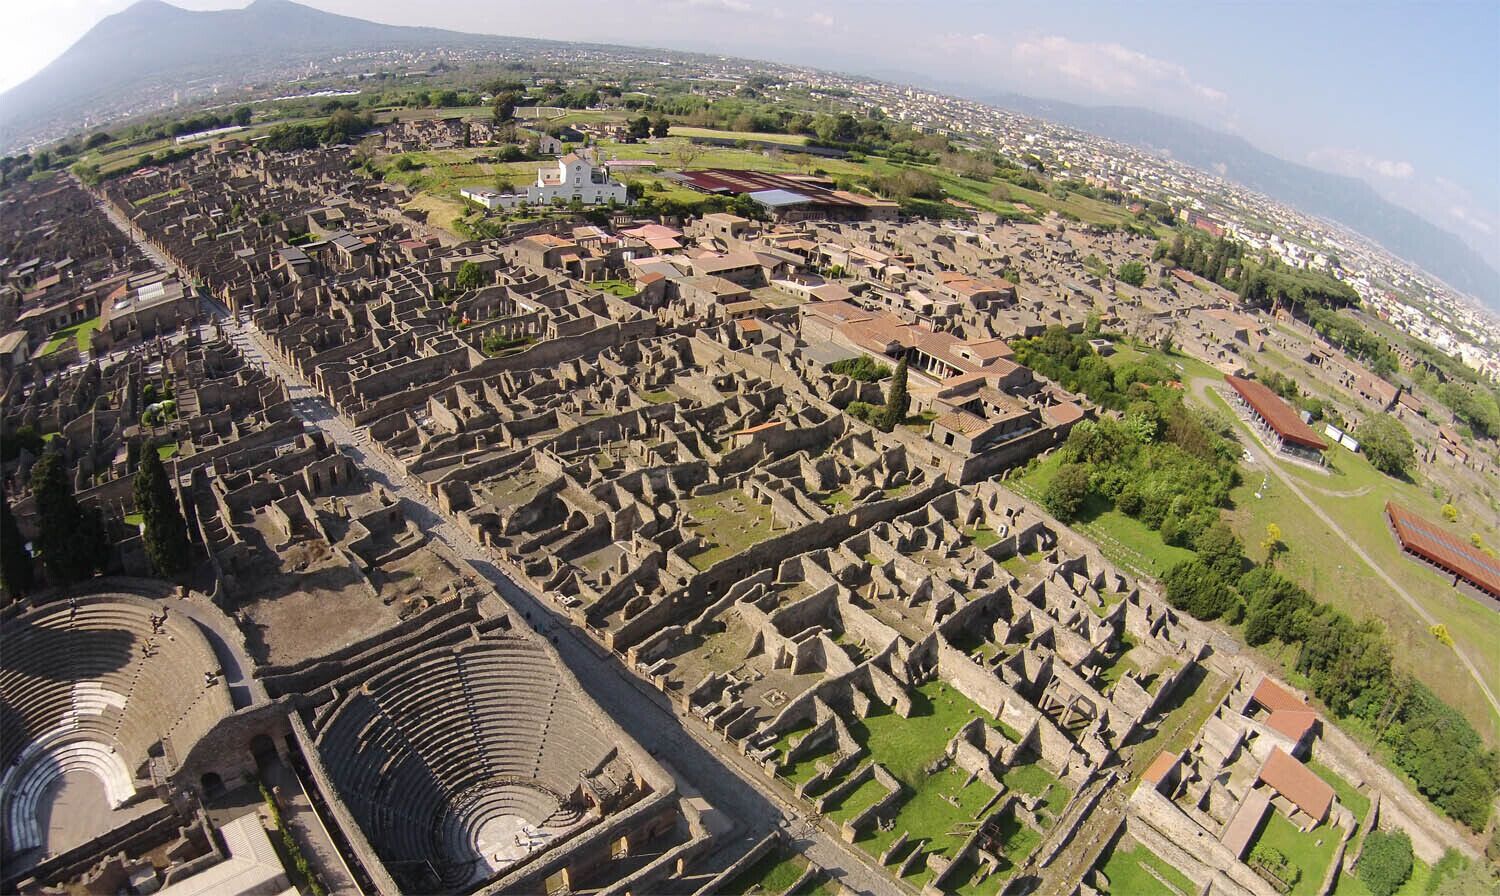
1012 452 1196 579
589 278 637 297
38 317 100 356
1307 760 1369 824
1093 840 1196 896
670 126 810 145
854 766 996 890
810 680 1060 890
156 443 179 460
1248 812 1340 896
682 491 781 571
640 388 675 405
1331 856 1432 896
826 774 889 823
965 525 1001 549
123 513 143 527
722 847 808 895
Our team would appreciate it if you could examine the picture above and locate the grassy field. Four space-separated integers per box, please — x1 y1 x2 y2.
670 126 811 146
837 680 1059 889
1093 840 1196 896
38 317 99 356
377 129 1146 232
722 847 807 895
1202 386 1500 742
1247 812 1340 896
1011 452 1197 580
588 278 637 297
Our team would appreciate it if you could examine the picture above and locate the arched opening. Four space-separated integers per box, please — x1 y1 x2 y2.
200 772 225 799
250 734 278 768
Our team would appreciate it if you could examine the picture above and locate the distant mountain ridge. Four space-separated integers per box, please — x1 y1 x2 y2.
981 92 1500 309
0 0 506 148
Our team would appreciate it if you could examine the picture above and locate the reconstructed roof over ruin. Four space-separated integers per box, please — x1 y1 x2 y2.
1387 501 1500 597
1257 747 1333 822
1225 375 1328 451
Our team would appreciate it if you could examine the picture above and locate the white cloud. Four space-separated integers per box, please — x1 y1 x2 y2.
807 11 836 28
682 0 752 12
1447 204 1494 236
1003 34 1228 106
1307 147 1415 180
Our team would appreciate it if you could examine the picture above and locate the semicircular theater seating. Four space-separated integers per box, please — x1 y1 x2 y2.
312 632 621 889
0 594 233 853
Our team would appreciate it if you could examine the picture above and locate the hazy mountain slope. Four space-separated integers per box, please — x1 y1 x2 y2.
0 0 500 147
985 92 1500 308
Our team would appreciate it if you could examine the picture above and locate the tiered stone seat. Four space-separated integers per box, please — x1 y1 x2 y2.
312 632 620 887
0 594 232 854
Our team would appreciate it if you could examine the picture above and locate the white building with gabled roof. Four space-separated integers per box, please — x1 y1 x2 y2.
525 152 627 206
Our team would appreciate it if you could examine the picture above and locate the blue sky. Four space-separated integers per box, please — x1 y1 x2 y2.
7 0 1497 260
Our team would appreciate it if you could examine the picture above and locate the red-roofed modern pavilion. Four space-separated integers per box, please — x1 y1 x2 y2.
1387 502 1500 598
1225 375 1328 461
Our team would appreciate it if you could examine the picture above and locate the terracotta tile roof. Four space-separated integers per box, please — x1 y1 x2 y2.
1258 747 1333 822
1226 375 1328 451
1387 501 1500 597
933 410 991 436
1251 676 1311 715
1142 750 1179 786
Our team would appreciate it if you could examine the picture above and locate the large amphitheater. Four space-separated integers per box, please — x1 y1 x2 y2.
299 618 682 895
0 592 233 865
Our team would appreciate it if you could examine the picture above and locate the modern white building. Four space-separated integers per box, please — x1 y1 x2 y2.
470 153 629 210
460 187 505 211
527 152 627 206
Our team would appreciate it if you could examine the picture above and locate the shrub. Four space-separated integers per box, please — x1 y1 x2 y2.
1042 463 1090 522
1359 830 1414 896
826 354 891 382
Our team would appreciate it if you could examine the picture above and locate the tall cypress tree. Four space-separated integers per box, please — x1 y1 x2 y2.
135 449 190 576
0 491 33 600
31 452 106 584
881 357 910 432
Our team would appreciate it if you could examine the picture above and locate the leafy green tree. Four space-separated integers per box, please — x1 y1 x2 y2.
0 492 33 601
1358 831 1413 896
1238 568 1313 645
1358 415 1414 478
491 92 518 123
1116 260 1147 286
651 117 671 138
879 358 910 431
1194 521 1245 580
1163 557 1236 620
30 452 108 585
827 355 891 382
627 115 651 139
135 449 191 576
455 261 485 291
1042 463 1090 522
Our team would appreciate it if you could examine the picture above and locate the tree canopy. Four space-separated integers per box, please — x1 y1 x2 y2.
30 452 108 585
1357 415 1414 478
135 449 191 576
